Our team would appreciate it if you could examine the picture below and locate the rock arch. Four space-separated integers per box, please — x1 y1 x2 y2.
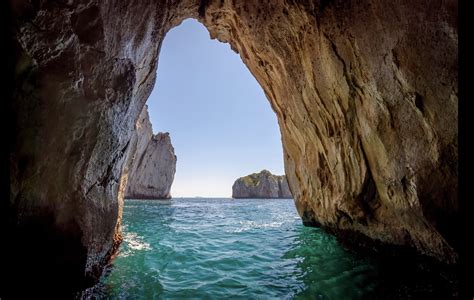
4 0 457 296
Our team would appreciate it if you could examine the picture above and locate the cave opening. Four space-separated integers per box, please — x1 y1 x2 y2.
3 1 459 298
101 18 327 298
125 19 286 199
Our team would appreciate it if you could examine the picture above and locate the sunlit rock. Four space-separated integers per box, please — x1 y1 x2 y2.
124 105 176 199
232 170 292 199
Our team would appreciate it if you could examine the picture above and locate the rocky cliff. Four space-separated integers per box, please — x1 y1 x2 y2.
4 0 458 296
124 106 176 199
233 170 292 198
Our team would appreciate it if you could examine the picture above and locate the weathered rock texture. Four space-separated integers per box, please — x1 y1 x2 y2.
4 0 458 296
233 170 292 198
124 105 176 199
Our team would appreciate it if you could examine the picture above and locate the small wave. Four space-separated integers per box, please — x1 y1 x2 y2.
122 232 152 252
232 221 284 233
91 198 381 299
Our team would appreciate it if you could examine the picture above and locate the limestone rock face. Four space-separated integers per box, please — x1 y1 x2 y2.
232 170 293 199
124 106 176 199
5 0 458 296
198 0 458 265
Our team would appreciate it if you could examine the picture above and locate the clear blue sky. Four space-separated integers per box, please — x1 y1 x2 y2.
147 19 284 197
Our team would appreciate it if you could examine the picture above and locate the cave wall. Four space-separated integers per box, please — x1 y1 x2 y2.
5 0 176 295
199 0 458 263
4 0 457 295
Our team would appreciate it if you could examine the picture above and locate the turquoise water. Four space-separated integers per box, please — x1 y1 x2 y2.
91 198 379 299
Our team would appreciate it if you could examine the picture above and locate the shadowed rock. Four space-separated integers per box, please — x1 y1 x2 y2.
4 0 459 296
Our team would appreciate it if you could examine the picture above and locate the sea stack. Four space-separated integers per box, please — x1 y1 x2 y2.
232 170 292 199
124 105 177 199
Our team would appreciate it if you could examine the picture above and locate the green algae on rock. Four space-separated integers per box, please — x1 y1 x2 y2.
233 170 292 198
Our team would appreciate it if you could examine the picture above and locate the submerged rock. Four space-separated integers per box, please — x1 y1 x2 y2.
124 106 176 199
232 170 292 199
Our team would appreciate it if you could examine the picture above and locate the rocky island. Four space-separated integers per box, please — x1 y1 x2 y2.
232 170 292 199
124 105 176 199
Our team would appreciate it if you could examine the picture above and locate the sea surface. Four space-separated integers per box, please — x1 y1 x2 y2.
90 198 380 299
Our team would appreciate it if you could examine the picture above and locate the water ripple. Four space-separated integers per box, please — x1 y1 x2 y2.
91 198 378 299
